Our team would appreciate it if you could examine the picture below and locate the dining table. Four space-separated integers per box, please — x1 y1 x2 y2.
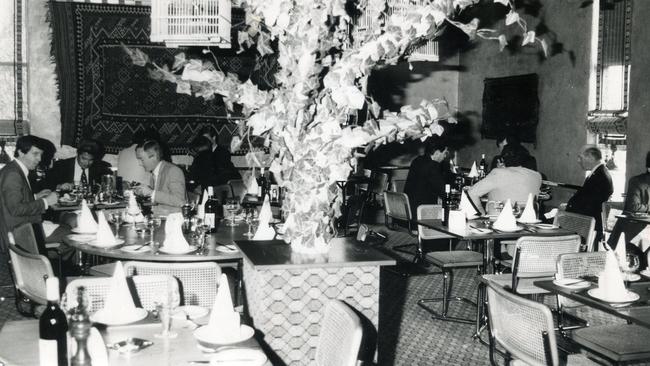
0 319 272 366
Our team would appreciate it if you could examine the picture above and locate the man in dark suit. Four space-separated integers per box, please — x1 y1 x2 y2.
404 138 451 219
624 151 650 213
189 135 219 193
566 146 613 247
42 139 113 192
202 127 241 185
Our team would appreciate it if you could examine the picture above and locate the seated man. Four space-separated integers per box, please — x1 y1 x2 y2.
404 138 451 219
566 146 613 247
134 140 186 216
468 144 542 215
43 139 112 191
624 151 650 213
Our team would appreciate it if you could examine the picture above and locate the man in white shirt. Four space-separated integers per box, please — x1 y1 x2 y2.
42 139 113 191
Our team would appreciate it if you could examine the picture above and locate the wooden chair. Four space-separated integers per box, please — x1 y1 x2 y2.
315 300 363 366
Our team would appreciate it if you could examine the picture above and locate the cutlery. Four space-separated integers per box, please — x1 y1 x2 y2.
561 279 587 286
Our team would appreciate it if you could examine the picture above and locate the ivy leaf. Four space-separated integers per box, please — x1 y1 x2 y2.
522 31 536 46
505 10 519 26
498 34 508 51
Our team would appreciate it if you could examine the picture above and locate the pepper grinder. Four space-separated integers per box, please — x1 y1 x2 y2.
70 288 92 366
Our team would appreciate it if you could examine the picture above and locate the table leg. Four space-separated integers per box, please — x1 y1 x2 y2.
236 258 243 307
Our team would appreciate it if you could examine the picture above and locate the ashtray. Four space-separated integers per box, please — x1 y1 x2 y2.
107 337 153 354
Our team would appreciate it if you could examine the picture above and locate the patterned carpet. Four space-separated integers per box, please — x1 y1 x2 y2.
0 223 648 365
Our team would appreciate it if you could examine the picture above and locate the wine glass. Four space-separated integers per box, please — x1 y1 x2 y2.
224 198 240 227
193 223 210 254
623 253 641 282
147 216 161 245
243 207 257 238
154 279 181 339
109 212 125 238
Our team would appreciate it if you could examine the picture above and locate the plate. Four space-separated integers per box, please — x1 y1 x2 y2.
193 324 254 347
623 273 641 282
158 245 197 254
640 269 650 278
172 305 209 320
91 307 148 325
534 223 559 230
210 348 268 366
67 234 96 242
88 238 125 248
518 219 541 224
553 278 591 289
72 227 98 234
587 288 640 304
120 245 152 253
58 200 80 207
215 244 238 253
492 225 523 232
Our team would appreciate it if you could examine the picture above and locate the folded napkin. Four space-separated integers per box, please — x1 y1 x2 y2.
68 327 108 366
467 161 479 178
207 274 241 339
597 249 629 300
162 213 190 253
253 196 275 241
93 262 140 324
459 190 479 219
518 193 538 223
42 220 58 237
93 211 120 247
124 191 145 223
614 233 628 269
448 210 466 231
76 199 98 233
196 189 209 220
631 227 650 253
246 168 259 196
210 348 267 366
544 208 558 220
492 199 518 231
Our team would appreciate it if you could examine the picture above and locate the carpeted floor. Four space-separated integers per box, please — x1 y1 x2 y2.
1 222 648 365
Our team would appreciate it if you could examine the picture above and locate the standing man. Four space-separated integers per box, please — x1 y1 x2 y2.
42 139 113 191
134 140 186 216
201 127 241 185
404 138 451 218
566 146 613 247
624 151 650 213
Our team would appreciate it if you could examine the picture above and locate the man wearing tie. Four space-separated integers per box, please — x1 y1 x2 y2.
42 139 112 191
134 140 186 216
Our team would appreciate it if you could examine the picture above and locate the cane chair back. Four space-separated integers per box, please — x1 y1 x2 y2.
123 261 221 308
602 201 624 234
417 205 454 242
487 282 559 366
553 211 596 251
367 171 389 196
384 192 412 222
556 252 606 309
65 274 178 314
315 300 363 366
8 244 54 304
227 179 246 200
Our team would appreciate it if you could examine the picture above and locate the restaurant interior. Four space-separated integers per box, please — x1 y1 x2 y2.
1 0 650 365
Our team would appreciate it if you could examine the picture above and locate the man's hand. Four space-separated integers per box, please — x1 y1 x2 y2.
57 183 74 192
45 192 58 206
35 189 52 200
134 185 153 197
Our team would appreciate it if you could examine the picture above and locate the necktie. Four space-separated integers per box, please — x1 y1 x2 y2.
150 172 156 191
81 169 88 187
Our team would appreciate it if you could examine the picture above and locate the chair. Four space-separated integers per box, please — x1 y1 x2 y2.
227 179 246 200
553 211 596 252
343 193 366 237
12 223 63 276
65 274 179 313
315 300 363 366
486 282 597 366
412 205 454 261
363 171 388 207
383 192 417 257
601 201 624 235
212 184 234 202
123 261 221 308
418 233 483 324
8 244 55 315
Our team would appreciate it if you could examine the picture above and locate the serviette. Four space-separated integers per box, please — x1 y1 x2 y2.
467 162 479 178
614 233 628 269
93 262 140 324
597 249 629 300
161 213 191 253
94 210 119 247
631 227 650 253
459 190 479 219
492 199 518 231
76 199 98 234
124 191 145 223
246 168 259 196
448 210 466 231
207 274 241 339
518 193 538 223
196 189 209 219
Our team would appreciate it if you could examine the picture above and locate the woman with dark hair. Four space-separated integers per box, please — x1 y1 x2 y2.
490 134 537 171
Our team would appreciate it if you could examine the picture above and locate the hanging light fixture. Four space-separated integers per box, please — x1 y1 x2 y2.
150 0 232 48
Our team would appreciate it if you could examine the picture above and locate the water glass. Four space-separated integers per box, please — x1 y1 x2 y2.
225 199 240 227
109 212 125 238
243 207 257 238
154 281 180 339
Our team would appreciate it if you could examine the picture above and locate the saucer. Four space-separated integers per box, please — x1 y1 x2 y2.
194 324 254 347
553 278 591 289
91 307 148 325
587 288 640 304
72 227 98 234
88 238 125 248
158 245 197 254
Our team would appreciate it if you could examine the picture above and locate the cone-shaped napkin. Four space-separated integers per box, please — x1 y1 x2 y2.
459 190 480 219
631 226 650 253
492 199 518 231
124 191 145 223
253 196 276 240
93 211 119 247
196 189 208 219
597 249 629 300
467 161 479 178
76 199 98 233
614 233 628 269
246 168 259 195
93 262 141 324
207 274 241 337
161 213 191 253
518 193 538 223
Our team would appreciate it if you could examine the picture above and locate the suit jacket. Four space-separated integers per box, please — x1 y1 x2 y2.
468 167 541 211
189 150 219 190
0 161 46 232
624 172 650 213
42 157 113 190
212 146 241 185
566 164 613 234
152 160 186 216
404 156 449 218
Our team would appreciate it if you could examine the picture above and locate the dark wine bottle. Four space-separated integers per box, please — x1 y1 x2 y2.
257 167 269 198
442 184 451 226
478 154 487 178
205 186 217 233
39 277 68 366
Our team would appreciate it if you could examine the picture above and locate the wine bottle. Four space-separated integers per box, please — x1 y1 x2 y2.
257 167 268 198
478 154 487 178
442 184 451 226
205 186 217 233
39 277 68 366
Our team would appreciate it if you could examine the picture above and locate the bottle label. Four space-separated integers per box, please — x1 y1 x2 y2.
205 213 216 229
39 339 58 366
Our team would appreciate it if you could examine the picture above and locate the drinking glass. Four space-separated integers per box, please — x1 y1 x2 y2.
243 207 257 238
147 216 161 245
623 253 641 282
225 198 240 227
193 224 210 254
109 212 125 238
154 281 180 339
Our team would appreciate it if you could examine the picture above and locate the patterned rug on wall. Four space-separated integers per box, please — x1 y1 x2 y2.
49 2 277 154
